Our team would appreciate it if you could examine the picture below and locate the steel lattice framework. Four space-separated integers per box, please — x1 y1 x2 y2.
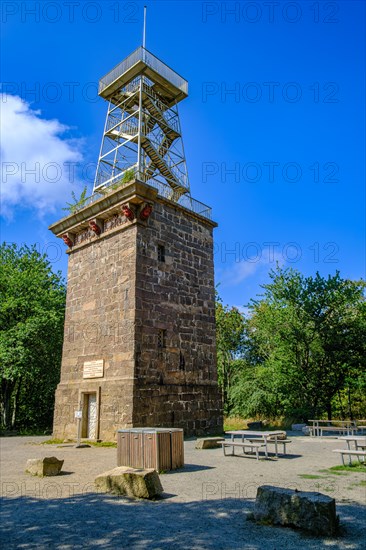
94 47 190 201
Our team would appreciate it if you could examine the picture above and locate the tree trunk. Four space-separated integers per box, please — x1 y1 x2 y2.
337 390 345 419
347 386 353 420
11 377 22 429
1 379 16 430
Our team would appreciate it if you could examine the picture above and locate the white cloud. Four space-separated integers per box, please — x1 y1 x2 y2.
218 250 285 288
0 94 84 218
220 260 259 286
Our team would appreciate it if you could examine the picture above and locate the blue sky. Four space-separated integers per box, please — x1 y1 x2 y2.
1 0 365 308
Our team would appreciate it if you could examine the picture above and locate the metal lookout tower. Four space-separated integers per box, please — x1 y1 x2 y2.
94 31 191 203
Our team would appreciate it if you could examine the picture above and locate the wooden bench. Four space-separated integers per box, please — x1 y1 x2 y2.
248 438 292 455
332 449 366 466
222 441 266 461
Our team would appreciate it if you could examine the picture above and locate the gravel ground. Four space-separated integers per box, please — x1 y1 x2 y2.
0 434 365 549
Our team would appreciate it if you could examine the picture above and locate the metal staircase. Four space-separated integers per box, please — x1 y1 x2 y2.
94 48 190 199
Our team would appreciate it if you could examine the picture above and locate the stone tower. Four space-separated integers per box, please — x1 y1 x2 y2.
49 47 223 440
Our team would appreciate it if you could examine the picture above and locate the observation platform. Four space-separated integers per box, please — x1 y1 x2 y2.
99 46 188 105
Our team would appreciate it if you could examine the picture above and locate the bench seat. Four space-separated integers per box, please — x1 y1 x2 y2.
247 438 292 455
332 448 366 465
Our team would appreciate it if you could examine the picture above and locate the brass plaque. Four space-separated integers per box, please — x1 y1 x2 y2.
83 359 104 379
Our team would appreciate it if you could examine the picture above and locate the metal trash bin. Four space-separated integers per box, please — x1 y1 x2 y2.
117 428 184 471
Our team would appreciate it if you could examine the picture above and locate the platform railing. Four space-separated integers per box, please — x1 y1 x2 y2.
142 175 212 220
68 170 212 221
99 47 188 97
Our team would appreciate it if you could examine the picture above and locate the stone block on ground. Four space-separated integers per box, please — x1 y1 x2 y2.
247 421 263 430
268 431 287 440
25 457 64 477
253 485 338 536
292 423 306 431
95 466 163 499
195 437 225 449
302 426 311 435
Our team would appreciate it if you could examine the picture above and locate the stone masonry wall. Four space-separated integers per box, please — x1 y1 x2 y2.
53 222 138 440
133 200 223 435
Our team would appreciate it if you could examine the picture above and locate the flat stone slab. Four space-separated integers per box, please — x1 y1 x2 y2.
25 457 64 477
253 485 338 536
95 466 163 499
195 437 225 449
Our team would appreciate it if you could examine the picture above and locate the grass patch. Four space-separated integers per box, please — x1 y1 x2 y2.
224 417 247 431
43 439 117 447
84 441 117 448
325 463 366 473
298 474 324 479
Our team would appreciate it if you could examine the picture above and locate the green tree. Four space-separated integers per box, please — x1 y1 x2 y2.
0 244 66 431
215 294 246 414
245 267 366 420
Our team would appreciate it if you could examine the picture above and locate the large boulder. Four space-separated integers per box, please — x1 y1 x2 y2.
95 467 163 499
25 457 64 477
195 437 225 449
253 485 338 536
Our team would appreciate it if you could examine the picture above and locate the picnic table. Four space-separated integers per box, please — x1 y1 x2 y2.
333 435 366 465
308 420 357 437
224 430 288 459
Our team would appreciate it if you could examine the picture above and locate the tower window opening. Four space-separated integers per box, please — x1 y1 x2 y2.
158 329 166 349
158 244 165 262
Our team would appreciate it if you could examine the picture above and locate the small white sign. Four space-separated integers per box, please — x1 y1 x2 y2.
83 359 104 379
75 410 82 419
